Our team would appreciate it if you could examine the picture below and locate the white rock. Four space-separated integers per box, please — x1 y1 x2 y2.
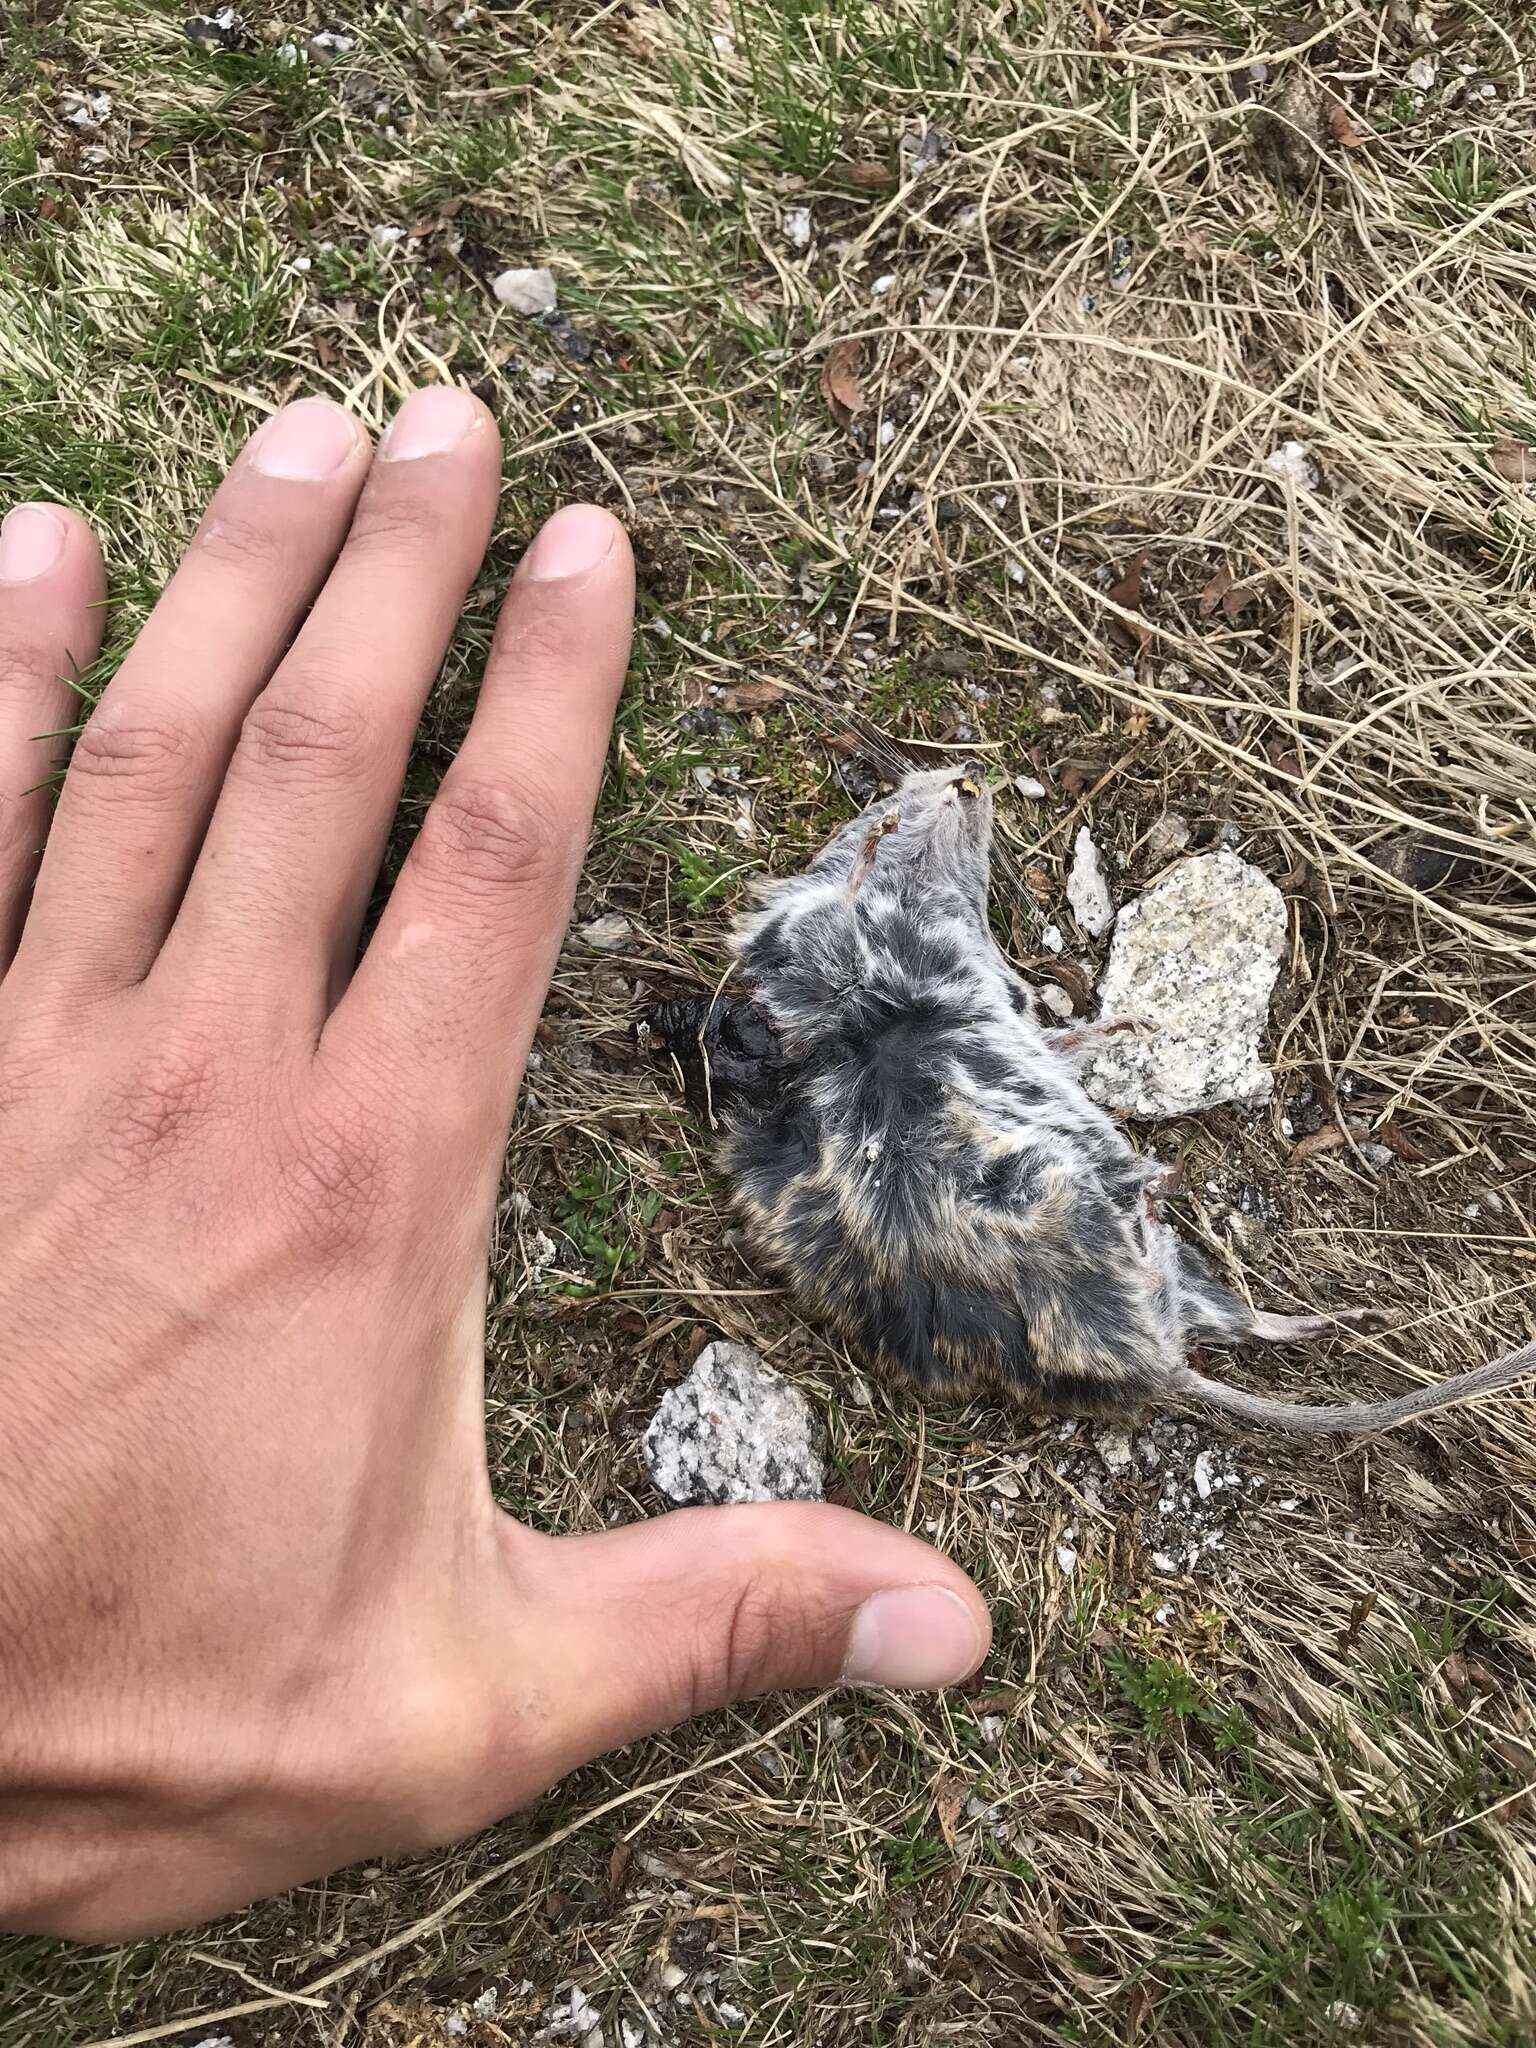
781 205 812 249
1406 55 1437 90
1193 1451 1214 1501
1038 922 1065 955
1081 852 1285 1118
493 265 558 315
1264 440 1321 491
370 223 406 248
642 1341 823 1505
1066 826 1114 937
576 911 634 951
1013 774 1047 799
1056 1543 1078 1577
1095 1426 1134 1475
1037 982 1075 1021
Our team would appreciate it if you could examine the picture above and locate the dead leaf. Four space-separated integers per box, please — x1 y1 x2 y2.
1291 1124 1346 1163
719 680 787 714
1106 547 1151 654
1491 437 1536 484
1036 958 1094 1012
1199 566 1233 618
1375 1119 1429 1164
825 730 863 755
314 333 338 369
1442 1652 1477 1710
821 339 865 430
1264 731 1302 780
968 1687 1020 1715
934 1775 965 1853
1058 758 1103 799
839 160 896 191
608 1840 632 1892
1339 1590 1378 1651
1327 96 1365 149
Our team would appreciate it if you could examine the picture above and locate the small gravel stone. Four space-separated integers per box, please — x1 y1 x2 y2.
1265 439 1321 491
493 265 559 315
781 205 812 250
642 1341 823 1506
1066 827 1114 937
1095 1426 1134 1475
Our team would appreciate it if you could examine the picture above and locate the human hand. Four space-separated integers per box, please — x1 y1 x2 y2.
0 388 990 1938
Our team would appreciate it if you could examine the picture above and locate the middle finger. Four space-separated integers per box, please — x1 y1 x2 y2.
157 386 501 1031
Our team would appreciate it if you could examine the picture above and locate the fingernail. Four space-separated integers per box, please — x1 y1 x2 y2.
522 504 617 581
250 399 363 481
0 505 67 583
842 1585 986 1690
379 385 482 461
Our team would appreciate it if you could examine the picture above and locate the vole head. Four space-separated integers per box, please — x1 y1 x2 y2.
810 763 994 920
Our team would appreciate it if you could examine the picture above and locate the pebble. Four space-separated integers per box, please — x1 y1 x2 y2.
781 205 812 250
1066 826 1115 939
493 266 559 315
1264 440 1322 491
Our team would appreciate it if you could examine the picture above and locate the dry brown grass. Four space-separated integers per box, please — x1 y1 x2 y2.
4 1 1536 2043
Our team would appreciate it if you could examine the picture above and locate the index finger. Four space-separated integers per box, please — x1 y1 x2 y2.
321 504 633 1131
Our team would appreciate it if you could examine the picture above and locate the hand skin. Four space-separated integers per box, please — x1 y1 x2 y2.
0 389 990 1940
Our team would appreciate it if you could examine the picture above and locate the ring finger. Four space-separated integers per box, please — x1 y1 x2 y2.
14 399 372 1000
0 503 106 972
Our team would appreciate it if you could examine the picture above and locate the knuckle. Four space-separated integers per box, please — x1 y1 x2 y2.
275 1089 394 1254
0 637 46 714
343 490 442 563
100 1037 222 1167
69 705 193 798
191 511 288 579
415 776 569 896
238 686 377 785
0 788 35 864
691 1566 811 1718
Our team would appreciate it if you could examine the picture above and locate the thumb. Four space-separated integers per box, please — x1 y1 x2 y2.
504 1502 991 1781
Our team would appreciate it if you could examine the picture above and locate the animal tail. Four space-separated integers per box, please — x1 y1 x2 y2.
1173 1336 1536 1437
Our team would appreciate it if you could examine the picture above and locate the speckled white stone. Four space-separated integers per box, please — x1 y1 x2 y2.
642 1341 823 1506
1081 850 1285 1118
1066 826 1114 937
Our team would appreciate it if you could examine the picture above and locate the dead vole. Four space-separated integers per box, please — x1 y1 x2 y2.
640 766 1535 1436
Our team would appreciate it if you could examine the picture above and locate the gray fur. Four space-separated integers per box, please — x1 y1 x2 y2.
698 765 1535 1439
